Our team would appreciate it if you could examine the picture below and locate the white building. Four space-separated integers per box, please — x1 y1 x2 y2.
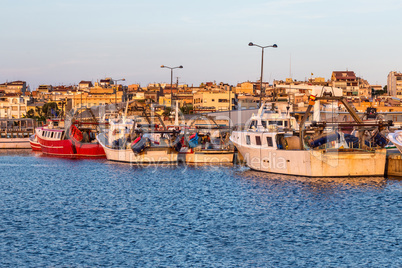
387 71 402 97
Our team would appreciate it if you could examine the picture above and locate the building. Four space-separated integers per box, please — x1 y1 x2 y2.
0 81 27 95
99 78 113 88
237 95 259 110
71 85 123 108
359 85 371 98
331 71 359 96
0 95 29 118
193 90 234 113
387 71 402 97
37 85 53 93
78 81 93 90
234 82 254 94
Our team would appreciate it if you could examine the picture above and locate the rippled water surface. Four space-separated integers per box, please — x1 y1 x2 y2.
0 150 401 267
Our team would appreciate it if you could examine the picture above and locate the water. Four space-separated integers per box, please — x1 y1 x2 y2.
0 151 401 267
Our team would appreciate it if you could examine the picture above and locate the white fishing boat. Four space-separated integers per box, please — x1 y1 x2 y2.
97 108 180 164
177 115 234 164
387 130 402 153
230 94 390 177
0 118 36 149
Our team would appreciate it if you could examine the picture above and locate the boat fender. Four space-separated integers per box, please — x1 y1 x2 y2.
188 133 199 148
131 136 141 146
131 137 150 154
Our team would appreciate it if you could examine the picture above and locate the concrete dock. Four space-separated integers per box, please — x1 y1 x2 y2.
386 149 402 177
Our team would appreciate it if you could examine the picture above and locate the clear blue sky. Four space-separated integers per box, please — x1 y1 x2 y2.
1 0 401 89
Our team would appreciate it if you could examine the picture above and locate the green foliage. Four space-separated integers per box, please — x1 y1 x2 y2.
180 104 193 114
26 107 46 123
162 107 172 117
42 102 59 117
26 109 35 118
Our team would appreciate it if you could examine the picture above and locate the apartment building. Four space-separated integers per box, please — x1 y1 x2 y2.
0 81 27 95
78 81 93 90
0 96 29 118
331 71 359 96
234 82 254 94
387 71 402 97
193 90 234 113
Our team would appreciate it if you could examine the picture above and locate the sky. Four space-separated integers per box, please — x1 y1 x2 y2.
1 0 402 90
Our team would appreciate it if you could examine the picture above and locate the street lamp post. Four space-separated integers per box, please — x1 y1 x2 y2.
160 65 183 108
113 78 126 106
248 42 277 107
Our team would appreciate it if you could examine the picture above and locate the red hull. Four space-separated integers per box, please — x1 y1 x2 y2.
36 131 105 158
30 141 41 151
29 135 41 151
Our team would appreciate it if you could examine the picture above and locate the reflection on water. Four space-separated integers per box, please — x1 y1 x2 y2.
238 169 389 188
0 149 33 156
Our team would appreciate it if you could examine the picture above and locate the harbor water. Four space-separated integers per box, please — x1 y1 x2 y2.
0 150 401 267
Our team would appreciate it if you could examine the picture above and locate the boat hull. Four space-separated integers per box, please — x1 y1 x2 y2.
98 134 177 164
387 131 402 154
38 136 105 158
29 135 41 151
178 148 234 164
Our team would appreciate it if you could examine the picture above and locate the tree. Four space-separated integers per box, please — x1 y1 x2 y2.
180 104 193 114
26 109 35 118
42 102 59 117
162 107 172 117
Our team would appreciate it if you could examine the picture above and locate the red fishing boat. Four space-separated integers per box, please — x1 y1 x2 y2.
36 125 105 157
36 110 106 158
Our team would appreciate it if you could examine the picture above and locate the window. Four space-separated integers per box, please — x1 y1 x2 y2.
284 121 288 127
269 120 283 126
261 121 267 128
51 132 54 138
249 120 257 129
246 135 251 145
267 136 273 147
256 136 261 145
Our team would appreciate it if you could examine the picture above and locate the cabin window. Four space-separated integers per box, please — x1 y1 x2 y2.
269 121 283 126
256 136 261 146
51 132 54 138
267 136 273 147
261 121 267 128
246 135 251 145
249 120 257 129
